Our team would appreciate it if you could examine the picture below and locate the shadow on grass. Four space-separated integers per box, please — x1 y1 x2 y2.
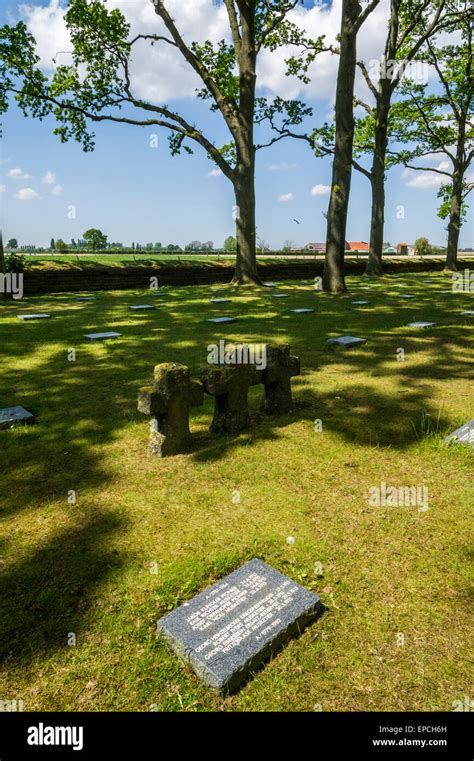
0 512 125 665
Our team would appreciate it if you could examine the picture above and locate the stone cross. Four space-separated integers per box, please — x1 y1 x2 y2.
138 363 203 456
200 364 262 434
261 345 300 414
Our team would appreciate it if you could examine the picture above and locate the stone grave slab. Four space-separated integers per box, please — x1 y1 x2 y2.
399 294 414 299
76 297 96 301
352 300 370 306
210 299 231 304
18 314 51 321
262 282 279 287
0 405 36 430
445 420 474 449
129 305 155 311
290 308 314 314
157 558 321 695
271 293 289 298
406 322 437 329
84 332 122 341
461 311 474 316
207 317 237 324
327 335 366 347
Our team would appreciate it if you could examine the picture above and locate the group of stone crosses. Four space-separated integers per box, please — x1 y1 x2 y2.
137 343 300 456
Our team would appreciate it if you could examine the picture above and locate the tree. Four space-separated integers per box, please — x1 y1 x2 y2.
352 0 454 276
414 237 431 256
154 242 162 251
55 238 68 252
0 0 311 285
224 235 237 252
267 0 381 292
6 238 18 248
393 5 473 271
83 228 108 251
50 238 55 251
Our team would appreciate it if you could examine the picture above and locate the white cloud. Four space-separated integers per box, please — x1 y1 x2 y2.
207 168 222 177
52 184 63 195
311 183 330 196
0 185 5 193
402 162 451 189
8 167 32 180
43 170 56 185
21 0 389 107
268 162 297 171
14 187 40 201
278 193 293 202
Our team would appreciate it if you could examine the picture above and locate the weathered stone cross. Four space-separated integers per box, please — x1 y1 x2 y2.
137 362 203 456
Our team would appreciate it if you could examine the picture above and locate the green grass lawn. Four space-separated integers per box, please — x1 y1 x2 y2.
0 271 472 712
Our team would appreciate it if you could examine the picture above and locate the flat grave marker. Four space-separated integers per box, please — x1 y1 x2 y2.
271 293 289 299
399 294 415 300
18 314 51 321
327 335 366 348
210 299 232 304
0 405 36 430
207 317 237 324
290 308 314 314
406 322 437 329
461 311 474 316
76 297 96 302
445 420 474 449
157 558 322 695
84 332 122 341
129 305 155 311
352 300 370 306
262 282 279 287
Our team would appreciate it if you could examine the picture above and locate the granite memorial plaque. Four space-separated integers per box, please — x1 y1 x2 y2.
445 420 474 449
18 314 51 321
210 299 231 304
399 294 414 299
327 336 366 347
271 294 289 298
461 311 474 316
207 317 237 324
84 332 122 341
351 300 370 306
406 322 437 329
76 297 96 301
129 305 155 311
262 282 278 287
0 405 36 430
157 558 321 694
290 308 314 314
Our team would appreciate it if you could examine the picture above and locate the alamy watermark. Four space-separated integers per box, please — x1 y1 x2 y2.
0 272 23 299
368 482 429 512
452 269 474 293
207 340 267 371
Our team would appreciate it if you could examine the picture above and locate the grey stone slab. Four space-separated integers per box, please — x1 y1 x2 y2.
207 317 237 324
0 405 35 430
406 322 437 329
399 294 415 299
445 420 474 449
352 300 370 306
461 311 474 316
210 299 232 304
129 305 155 311
290 309 314 314
262 282 279 287
271 293 289 298
157 558 321 694
76 297 96 301
84 332 122 341
18 314 51 321
327 335 366 347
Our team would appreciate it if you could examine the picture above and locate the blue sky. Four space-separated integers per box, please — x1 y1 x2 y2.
1 0 472 250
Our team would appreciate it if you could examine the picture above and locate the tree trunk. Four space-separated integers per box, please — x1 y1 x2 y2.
365 109 389 276
445 128 465 272
323 0 360 293
232 163 261 284
230 3 260 286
